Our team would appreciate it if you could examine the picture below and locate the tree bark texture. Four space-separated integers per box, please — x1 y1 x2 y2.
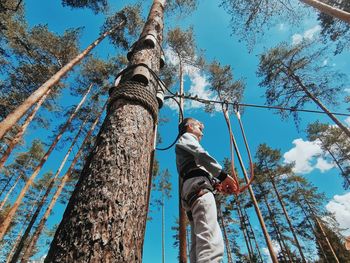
45 101 155 262
45 0 164 261
0 21 125 141
300 0 350 24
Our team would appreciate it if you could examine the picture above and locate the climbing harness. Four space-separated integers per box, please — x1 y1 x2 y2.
222 102 255 195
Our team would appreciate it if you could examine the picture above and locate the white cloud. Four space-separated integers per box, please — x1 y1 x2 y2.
344 88 350 94
163 47 219 112
291 25 321 45
315 157 334 172
283 138 334 174
304 25 321 40
292 34 303 45
326 192 350 236
322 59 328 66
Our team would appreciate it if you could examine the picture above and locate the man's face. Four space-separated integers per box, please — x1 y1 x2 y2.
188 121 204 141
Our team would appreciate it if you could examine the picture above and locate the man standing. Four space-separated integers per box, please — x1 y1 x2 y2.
175 117 237 263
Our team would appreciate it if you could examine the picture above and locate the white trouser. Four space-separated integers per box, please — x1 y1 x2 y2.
189 192 224 263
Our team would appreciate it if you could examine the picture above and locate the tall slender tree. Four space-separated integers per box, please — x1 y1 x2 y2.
0 84 92 240
0 7 133 140
258 41 349 136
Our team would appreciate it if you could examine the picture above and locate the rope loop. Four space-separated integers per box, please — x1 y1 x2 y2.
222 105 255 195
109 80 159 122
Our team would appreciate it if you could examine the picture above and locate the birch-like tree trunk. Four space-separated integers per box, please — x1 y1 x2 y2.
0 84 92 240
0 21 125 140
45 1 165 261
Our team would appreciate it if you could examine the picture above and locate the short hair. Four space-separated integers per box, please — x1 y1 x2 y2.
178 117 200 135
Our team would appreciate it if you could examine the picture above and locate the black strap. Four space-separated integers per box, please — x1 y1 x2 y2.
182 169 210 183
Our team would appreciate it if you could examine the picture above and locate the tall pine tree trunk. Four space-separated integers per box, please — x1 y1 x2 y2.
242 206 264 262
269 176 306 262
298 201 329 263
217 201 233 263
178 59 188 263
0 20 125 140
9 115 89 263
0 174 14 197
0 84 92 240
262 191 293 262
0 89 51 169
45 1 165 261
22 105 104 262
235 198 254 261
300 0 350 24
5 192 41 263
293 74 350 138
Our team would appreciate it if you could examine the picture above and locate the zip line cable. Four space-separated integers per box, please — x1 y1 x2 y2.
169 93 350 117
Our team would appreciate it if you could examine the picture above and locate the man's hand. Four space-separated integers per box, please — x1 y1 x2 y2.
219 175 238 194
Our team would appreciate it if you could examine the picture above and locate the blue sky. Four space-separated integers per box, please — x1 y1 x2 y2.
13 0 350 262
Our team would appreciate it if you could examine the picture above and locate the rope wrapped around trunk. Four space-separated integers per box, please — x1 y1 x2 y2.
109 80 159 122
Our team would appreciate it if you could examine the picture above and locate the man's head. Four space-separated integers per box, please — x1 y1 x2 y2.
179 117 204 141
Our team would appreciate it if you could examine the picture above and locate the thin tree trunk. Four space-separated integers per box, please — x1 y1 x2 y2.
45 1 165 261
242 207 264 263
217 200 233 263
0 89 51 169
298 201 329 263
0 20 126 140
235 198 253 261
0 84 92 240
269 176 306 262
161 191 165 263
5 191 41 263
293 74 350 138
0 174 21 210
318 137 350 186
303 199 339 263
0 174 14 197
262 191 293 262
9 115 89 263
178 59 187 263
21 105 104 262
300 0 350 24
